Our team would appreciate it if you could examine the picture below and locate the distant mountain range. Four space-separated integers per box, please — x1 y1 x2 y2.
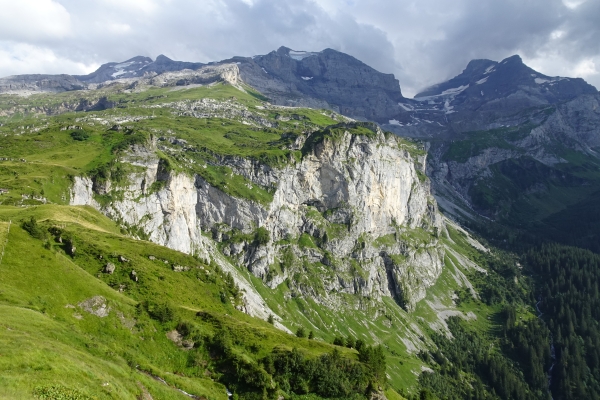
2 45 600 399
1 47 597 126
2 46 600 240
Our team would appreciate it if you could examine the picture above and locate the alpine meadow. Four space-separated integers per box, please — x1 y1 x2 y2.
0 28 599 400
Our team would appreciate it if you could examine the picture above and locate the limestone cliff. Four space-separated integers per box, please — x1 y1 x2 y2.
71 123 444 313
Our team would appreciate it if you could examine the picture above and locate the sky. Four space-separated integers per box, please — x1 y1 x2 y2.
0 0 598 97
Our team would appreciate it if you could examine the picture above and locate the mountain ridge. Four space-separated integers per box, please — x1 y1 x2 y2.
2 46 600 399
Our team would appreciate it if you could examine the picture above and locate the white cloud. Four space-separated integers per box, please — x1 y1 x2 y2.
96 0 159 13
0 42 97 77
0 0 71 41
562 0 588 10
574 59 598 78
105 22 132 34
0 0 598 96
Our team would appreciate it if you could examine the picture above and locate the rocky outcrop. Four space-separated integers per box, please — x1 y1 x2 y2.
0 74 86 95
71 123 445 311
78 296 111 317
0 47 413 124
74 55 204 84
425 91 600 219
235 47 407 123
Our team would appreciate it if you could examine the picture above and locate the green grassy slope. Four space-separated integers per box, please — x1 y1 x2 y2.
0 81 539 400
0 205 388 399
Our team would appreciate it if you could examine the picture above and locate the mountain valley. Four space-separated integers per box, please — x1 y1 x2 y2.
0 46 599 400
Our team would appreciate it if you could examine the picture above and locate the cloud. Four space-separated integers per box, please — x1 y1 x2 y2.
0 0 71 42
0 43 97 77
0 0 598 96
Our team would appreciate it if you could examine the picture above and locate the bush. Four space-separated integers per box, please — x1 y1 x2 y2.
355 339 365 352
345 336 356 349
254 227 270 246
263 347 377 398
281 247 295 272
296 327 307 338
146 301 176 323
33 385 91 400
70 130 90 141
21 217 47 240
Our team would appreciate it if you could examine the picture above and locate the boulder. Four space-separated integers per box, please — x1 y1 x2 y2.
78 296 110 318
104 262 116 274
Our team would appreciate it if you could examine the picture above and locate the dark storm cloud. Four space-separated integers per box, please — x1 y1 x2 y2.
342 0 600 94
0 0 598 96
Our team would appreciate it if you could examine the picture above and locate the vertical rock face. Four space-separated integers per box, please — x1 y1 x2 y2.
71 124 444 311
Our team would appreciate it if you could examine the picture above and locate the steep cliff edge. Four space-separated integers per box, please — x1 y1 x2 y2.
71 122 444 313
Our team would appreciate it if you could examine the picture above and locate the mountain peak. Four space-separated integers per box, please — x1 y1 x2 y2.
463 59 498 76
500 54 523 64
123 55 153 64
155 54 173 63
241 46 404 122
415 53 597 102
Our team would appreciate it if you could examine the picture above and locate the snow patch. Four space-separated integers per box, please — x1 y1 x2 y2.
111 70 128 78
476 77 489 85
484 65 495 74
388 119 402 126
399 103 414 111
441 84 469 96
535 78 549 84
111 61 136 78
288 50 317 61
261 67 268 74
114 61 136 69
301 76 313 81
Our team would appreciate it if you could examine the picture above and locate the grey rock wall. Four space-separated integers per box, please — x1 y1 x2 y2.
71 125 445 312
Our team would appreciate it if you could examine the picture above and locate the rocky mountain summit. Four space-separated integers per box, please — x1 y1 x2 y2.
0 47 410 123
416 55 597 107
74 55 206 83
407 54 599 134
401 56 600 239
233 46 407 123
0 54 205 95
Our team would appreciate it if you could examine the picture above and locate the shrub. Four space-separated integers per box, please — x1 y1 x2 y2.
345 336 356 349
21 217 46 240
254 227 270 246
70 130 90 141
355 339 365 352
33 385 91 400
146 301 176 323
296 327 307 338
281 247 295 272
